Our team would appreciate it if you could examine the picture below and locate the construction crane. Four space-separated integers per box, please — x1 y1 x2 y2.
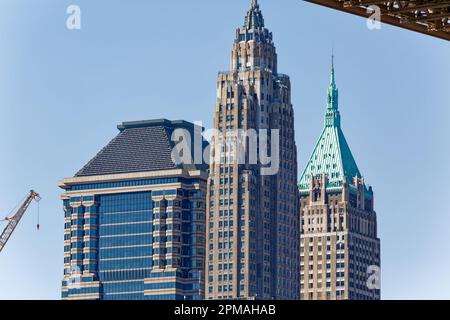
0 190 41 254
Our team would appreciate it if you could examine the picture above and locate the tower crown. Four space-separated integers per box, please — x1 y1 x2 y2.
299 56 370 196
232 0 276 73
236 0 273 45
244 0 264 29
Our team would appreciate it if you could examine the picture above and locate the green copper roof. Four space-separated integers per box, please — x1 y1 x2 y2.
299 56 365 192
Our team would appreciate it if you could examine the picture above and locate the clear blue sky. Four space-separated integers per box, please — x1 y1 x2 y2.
0 0 449 300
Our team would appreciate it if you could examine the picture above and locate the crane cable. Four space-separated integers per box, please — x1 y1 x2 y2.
36 200 40 231
1 192 41 230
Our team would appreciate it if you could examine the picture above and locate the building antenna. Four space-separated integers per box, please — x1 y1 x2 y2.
332 47 335 70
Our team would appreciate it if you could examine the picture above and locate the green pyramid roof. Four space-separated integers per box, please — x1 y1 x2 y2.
299 57 368 194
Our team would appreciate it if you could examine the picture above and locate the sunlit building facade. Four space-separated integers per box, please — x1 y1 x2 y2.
205 0 300 300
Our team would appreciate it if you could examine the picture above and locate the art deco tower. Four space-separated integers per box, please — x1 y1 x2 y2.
205 0 299 300
298 57 381 300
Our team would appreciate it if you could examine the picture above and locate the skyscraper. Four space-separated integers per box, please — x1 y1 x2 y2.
60 119 208 300
205 0 300 300
298 57 381 300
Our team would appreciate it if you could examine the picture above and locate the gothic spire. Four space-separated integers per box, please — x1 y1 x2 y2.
330 52 336 88
326 53 340 127
244 0 264 29
328 53 338 110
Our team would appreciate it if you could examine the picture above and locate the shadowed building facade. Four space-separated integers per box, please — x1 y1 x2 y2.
60 119 208 300
206 0 300 300
298 59 381 300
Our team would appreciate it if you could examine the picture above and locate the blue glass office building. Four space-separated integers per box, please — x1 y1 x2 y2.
59 119 208 300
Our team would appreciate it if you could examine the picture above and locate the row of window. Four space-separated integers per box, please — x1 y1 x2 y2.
68 178 201 191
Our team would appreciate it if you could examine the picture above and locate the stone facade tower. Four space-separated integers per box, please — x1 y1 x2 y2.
298 57 381 300
205 0 299 300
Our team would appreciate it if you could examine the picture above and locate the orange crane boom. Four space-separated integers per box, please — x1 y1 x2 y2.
0 190 41 254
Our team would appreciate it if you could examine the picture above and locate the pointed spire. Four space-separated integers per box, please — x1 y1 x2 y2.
244 0 264 29
325 52 340 127
300 52 367 194
327 52 339 111
330 50 336 87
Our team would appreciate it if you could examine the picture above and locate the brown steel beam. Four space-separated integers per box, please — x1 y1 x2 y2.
344 0 399 6
304 0 450 41
390 1 450 14
409 12 450 22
